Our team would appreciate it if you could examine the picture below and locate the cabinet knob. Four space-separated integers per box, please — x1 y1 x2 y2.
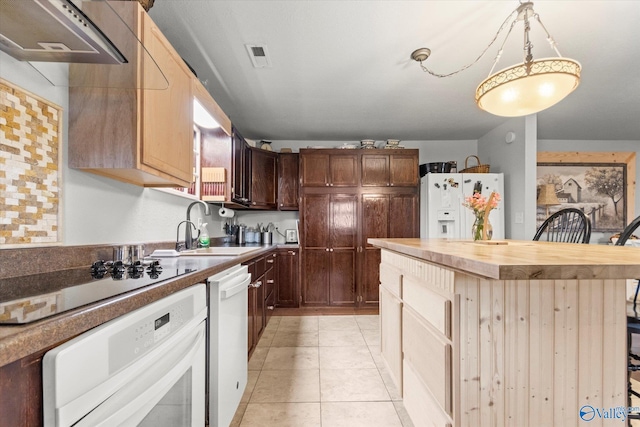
288 251 296 255
267 259 274 264
325 248 329 251
254 281 262 288
267 279 275 284
325 183 330 187
330 248 334 252
267 306 275 310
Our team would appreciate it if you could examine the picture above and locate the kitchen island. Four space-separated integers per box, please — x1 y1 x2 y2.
369 238 640 427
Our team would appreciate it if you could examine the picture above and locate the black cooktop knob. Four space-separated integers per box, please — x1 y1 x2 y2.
146 260 163 279
90 260 108 279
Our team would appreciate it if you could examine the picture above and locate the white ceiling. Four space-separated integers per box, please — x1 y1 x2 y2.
149 1 640 142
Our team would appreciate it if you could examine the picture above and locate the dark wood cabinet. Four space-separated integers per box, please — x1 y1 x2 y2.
301 193 357 306
231 129 279 209
300 151 358 187
278 153 299 210
0 348 49 427
276 247 300 307
361 152 419 187
361 192 419 305
246 252 276 357
232 127 251 205
300 149 419 308
250 148 277 209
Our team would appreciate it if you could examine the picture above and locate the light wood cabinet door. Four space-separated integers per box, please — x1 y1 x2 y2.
140 13 192 183
68 2 193 187
380 285 403 394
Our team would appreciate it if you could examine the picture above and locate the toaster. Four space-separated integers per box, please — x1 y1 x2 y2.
285 229 298 243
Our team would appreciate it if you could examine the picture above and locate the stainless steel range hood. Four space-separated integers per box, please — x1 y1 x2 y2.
0 0 127 64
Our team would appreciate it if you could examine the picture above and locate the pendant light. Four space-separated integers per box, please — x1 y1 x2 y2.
412 2 581 117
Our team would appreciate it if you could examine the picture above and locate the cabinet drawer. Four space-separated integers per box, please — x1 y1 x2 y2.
379 264 402 298
379 286 402 395
403 306 452 416
254 256 267 278
403 276 451 339
403 360 452 427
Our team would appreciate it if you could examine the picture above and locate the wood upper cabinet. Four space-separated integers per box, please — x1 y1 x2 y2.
68 2 193 187
231 128 251 205
300 150 358 187
250 148 278 209
301 193 357 306
278 153 299 210
361 152 419 187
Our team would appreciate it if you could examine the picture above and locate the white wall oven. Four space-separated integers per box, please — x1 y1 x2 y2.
43 284 207 427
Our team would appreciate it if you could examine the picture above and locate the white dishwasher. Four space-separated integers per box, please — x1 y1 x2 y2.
207 264 251 427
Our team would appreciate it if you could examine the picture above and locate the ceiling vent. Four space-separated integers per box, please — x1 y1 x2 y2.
245 44 271 68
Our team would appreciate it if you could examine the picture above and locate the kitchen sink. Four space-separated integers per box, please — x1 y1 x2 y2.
180 246 263 256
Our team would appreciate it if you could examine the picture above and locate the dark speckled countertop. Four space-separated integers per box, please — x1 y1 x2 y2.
0 244 298 367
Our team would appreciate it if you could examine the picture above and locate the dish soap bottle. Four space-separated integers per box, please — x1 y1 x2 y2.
198 223 210 248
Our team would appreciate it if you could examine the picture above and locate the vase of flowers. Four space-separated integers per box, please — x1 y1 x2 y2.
463 192 501 241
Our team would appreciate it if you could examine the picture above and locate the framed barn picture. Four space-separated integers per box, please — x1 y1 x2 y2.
537 152 636 233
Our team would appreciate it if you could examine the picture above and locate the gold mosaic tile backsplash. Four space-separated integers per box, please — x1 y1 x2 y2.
0 79 62 246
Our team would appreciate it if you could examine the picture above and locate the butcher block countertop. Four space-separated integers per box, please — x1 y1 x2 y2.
368 238 640 280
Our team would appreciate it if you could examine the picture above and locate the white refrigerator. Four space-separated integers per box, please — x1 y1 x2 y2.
421 173 505 239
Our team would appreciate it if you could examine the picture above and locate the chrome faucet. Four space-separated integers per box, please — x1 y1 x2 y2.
176 220 197 252
185 201 211 249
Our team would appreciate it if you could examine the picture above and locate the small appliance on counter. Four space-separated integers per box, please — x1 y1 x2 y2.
285 229 298 243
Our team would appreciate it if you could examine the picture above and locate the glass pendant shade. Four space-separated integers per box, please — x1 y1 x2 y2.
476 57 581 117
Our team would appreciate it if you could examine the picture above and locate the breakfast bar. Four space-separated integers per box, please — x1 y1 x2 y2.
369 238 640 427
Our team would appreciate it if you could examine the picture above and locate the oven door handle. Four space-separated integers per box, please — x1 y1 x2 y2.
75 323 205 427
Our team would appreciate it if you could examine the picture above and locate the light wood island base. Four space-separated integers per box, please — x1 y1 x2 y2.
370 238 640 427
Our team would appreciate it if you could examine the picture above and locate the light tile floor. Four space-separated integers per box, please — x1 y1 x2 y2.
231 315 414 427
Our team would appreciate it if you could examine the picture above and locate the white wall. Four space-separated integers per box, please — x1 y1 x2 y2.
0 52 223 247
477 116 537 240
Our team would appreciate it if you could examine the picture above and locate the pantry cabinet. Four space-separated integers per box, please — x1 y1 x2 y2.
68 2 193 187
361 192 419 305
300 192 358 306
299 149 419 308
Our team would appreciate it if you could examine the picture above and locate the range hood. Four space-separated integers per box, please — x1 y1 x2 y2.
0 0 127 64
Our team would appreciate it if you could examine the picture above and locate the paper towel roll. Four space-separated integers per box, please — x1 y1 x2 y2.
218 207 235 218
